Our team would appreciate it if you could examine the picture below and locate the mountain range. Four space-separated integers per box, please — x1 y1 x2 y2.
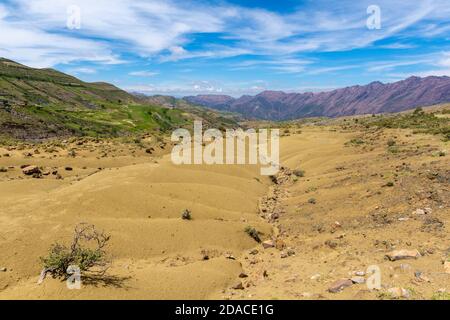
184 76 450 120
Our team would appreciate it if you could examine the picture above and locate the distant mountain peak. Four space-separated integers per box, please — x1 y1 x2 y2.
183 75 450 120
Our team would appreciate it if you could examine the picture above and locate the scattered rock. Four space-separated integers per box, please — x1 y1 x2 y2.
232 281 244 290
386 249 421 261
262 240 275 249
239 273 248 278
353 271 365 276
224 253 235 260
65 166 73 171
351 276 365 284
413 207 432 215
387 287 410 299
22 165 40 175
328 279 353 293
310 273 321 281
0 267 6 272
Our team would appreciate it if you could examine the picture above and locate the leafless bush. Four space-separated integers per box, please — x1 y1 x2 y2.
39 223 111 281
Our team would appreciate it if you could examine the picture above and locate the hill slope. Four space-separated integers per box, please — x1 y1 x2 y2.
0 58 237 140
184 76 450 120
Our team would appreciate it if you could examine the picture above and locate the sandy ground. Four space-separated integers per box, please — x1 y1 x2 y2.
0 126 448 299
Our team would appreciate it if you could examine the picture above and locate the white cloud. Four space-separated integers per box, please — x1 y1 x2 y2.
67 67 97 74
129 70 159 77
0 0 449 69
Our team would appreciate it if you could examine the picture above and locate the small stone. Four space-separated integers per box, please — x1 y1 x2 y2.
249 249 258 255
238 273 248 278
224 253 236 260
328 279 353 293
387 287 410 299
354 271 365 276
424 207 432 214
232 281 244 290
262 240 275 249
65 166 73 171
386 249 421 261
351 276 365 284
310 273 321 281
280 252 288 258
0 267 6 272
22 165 40 175
413 209 425 215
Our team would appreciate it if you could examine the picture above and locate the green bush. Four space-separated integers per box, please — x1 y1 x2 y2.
386 139 396 147
293 169 305 177
181 209 192 220
40 223 110 278
244 226 261 243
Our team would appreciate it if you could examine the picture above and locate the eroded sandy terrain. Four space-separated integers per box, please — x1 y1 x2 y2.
0 126 448 299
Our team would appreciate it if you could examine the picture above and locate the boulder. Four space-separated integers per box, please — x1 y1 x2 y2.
22 165 40 175
385 249 421 261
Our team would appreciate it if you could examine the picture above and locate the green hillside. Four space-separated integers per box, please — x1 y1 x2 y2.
0 58 238 140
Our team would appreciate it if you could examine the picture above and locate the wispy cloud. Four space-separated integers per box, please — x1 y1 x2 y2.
67 67 97 74
1 0 449 68
129 70 159 77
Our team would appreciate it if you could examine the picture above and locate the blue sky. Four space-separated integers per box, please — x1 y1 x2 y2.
1 0 450 96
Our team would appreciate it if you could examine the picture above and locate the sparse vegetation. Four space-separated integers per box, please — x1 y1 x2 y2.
293 169 305 177
345 138 365 146
40 223 110 279
244 226 261 243
363 108 450 141
181 209 192 220
386 138 396 146
431 292 450 300
308 198 317 204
